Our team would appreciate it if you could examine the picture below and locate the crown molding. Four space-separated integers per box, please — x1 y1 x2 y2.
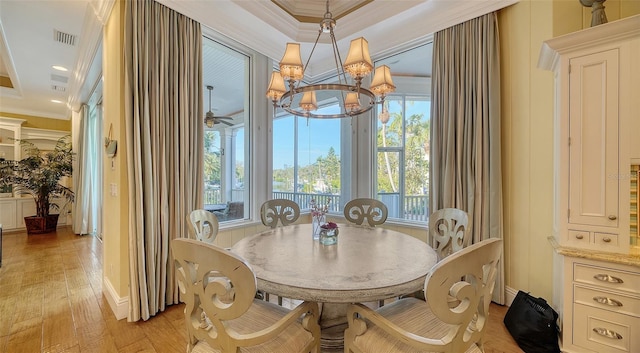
0 105 69 121
67 0 114 113
538 14 640 71
161 0 519 85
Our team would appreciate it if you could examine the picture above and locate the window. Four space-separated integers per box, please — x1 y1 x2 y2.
202 36 250 222
374 43 432 222
272 106 346 212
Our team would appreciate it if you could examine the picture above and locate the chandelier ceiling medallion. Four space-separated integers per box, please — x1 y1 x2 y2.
266 0 395 119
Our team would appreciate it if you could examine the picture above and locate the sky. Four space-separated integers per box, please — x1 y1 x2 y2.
272 105 342 170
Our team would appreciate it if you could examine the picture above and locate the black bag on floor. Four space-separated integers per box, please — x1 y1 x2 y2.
503 291 561 353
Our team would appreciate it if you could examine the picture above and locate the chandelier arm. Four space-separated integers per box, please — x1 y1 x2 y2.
304 29 323 75
329 31 348 86
329 30 351 111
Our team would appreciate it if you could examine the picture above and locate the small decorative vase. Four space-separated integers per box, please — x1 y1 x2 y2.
319 228 338 245
312 214 325 240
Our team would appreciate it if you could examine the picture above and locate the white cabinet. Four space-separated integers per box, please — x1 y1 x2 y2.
568 49 619 229
540 15 640 353
540 15 640 254
563 257 640 353
0 200 17 229
1 197 68 231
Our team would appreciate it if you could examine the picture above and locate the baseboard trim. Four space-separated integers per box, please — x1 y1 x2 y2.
103 277 129 320
505 286 518 306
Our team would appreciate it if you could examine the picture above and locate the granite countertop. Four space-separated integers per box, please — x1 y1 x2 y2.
548 236 640 268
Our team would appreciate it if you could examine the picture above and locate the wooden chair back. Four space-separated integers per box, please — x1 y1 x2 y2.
261 199 300 228
343 198 388 227
187 209 219 244
344 238 502 353
422 238 502 351
429 208 470 260
171 238 321 352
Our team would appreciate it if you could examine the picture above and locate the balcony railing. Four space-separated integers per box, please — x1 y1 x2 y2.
205 188 429 222
204 188 222 205
272 192 341 212
273 191 429 222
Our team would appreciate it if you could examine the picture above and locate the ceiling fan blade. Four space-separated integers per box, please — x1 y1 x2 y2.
220 120 234 126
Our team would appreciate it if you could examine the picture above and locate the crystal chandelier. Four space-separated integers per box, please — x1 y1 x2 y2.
266 0 395 119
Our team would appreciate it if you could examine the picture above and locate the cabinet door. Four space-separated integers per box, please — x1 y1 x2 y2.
0 200 17 229
568 49 619 228
17 199 37 228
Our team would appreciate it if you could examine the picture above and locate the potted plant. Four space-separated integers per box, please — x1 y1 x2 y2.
0 135 74 234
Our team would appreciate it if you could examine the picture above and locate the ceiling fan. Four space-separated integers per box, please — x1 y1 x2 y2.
204 85 233 128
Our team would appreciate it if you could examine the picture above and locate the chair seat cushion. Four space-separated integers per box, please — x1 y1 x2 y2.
352 298 482 353
192 299 315 353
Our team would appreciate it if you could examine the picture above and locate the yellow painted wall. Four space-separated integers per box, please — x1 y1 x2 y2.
102 0 129 298
499 0 640 303
0 112 71 131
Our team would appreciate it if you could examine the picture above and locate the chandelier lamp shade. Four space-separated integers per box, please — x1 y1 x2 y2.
266 0 395 119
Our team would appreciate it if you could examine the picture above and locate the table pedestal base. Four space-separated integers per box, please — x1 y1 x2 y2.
318 303 349 351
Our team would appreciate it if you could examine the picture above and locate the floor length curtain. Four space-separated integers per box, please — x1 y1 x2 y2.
429 12 504 304
124 0 203 321
73 104 102 236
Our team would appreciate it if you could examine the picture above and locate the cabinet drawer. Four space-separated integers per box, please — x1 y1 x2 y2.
574 264 640 294
573 303 639 353
574 285 640 318
595 232 619 247
568 230 591 245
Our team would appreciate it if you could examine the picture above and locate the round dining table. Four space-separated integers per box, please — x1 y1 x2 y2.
231 222 437 351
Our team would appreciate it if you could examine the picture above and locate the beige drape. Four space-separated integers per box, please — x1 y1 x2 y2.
429 12 504 304
124 0 203 321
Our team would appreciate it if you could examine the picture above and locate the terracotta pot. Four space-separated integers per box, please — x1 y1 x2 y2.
24 214 59 235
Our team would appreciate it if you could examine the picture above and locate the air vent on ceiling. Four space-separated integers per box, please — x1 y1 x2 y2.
51 74 69 83
53 29 77 46
51 85 66 92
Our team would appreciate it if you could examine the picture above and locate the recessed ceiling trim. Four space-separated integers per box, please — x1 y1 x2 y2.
0 105 69 120
67 0 115 113
0 76 13 88
0 21 22 97
270 0 372 23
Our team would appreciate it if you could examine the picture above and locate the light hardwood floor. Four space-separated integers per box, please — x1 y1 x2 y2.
0 227 523 352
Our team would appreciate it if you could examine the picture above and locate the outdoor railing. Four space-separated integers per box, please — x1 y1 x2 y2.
204 188 222 205
205 188 429 222
273 191 429 222
272 192 341 212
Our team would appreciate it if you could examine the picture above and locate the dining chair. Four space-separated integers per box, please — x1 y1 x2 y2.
402 207 471 302
259 198 301 305
343 198 388 227
187 209 219 244
260 198 300 228
430 207 470 261
344 238 503 353
172 238 321 353
344 198 388 306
